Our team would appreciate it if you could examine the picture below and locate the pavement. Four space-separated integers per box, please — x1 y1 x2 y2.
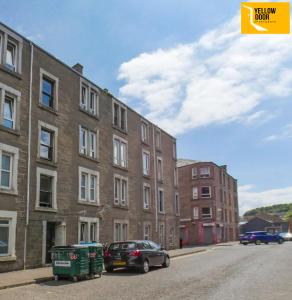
0 241 237 291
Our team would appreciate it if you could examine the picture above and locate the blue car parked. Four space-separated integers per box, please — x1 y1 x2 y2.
240 231 284 245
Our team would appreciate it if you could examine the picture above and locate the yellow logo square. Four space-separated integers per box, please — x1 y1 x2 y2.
241 2 290 34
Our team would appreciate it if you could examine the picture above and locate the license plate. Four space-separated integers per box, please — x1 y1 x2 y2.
113 260 126 266
55 261 71 267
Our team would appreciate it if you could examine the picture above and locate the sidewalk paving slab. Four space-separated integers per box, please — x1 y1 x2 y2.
0 241 238 291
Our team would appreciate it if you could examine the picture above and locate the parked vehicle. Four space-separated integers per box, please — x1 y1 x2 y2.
104 240 170 273
279 232 292 241
240 231 284 245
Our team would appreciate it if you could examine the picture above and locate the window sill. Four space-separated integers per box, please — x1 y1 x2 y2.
157 179 164 184
0 255 17 262
0 125 21 136
142 208 152 213
141 140 150 147
113 164 128 172
79 153 100 163
155 147 162 153
38 103 58 115
36 158 57 168
78 200 100 207
35 207 58 213
158 211 165 215
112 125 128 135
79 107 99 120
142 174 151 179
113 204 129 210
0 64 22 79
0 189 18 196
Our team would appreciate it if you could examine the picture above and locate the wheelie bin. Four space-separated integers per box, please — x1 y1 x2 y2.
51 245 89 281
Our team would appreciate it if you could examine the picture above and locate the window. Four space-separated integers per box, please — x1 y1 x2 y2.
80 81 99 116
0 211 17 257
200 167 210 178
78 217 99 243
36 168 57 210
112 100 127 131
113 136 128 168
38 121 58 163
78 167 99 205
143 183 151 209
193 207 199 219
173 141 177 159
217 208 222 221
114 220 128 242
158 189 164 213
113 174 128 206
155 129 161 149
159 223 165 247
142 150 150 176
0 143 19 193
201 186 211 198
202 207 212 219
192 187 198 200
5 41 17 71
40 69 59 111
157 157 163 181
141 121 149 143
79 126 98 159
143 223 151 240
175 193 180 216
0 83 20 131
174 168 178 186
192 167 197 179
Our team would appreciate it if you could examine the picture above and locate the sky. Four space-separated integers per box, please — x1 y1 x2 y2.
0 0 291 214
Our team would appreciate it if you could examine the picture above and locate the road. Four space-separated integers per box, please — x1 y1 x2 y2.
1 242 292 300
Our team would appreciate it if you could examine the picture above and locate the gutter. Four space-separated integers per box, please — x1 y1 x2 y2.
152 125 158 232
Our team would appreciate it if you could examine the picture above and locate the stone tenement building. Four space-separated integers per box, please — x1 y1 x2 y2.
177 160 239 245
0 22 179 272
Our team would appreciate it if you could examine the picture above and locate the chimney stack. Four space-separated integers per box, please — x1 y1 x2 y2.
72 63 83 75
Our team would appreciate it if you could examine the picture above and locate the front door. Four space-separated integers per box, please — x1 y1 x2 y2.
46 222 56 264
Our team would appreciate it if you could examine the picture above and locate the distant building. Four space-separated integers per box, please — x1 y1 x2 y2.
240 213 289 234
177 159 239 245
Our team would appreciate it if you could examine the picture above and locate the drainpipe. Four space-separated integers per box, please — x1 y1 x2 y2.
24 42 34 269
152 125 158 232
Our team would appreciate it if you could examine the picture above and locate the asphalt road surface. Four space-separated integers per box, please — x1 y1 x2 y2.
1 242 292 300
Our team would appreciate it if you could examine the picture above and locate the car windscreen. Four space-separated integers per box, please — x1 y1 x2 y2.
109 242 136 251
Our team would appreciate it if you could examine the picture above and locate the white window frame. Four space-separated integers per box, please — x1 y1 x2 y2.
0 210 17 257
80 79 100 117
141 120 149 143
114 219 129 242
143 222 151 240
155 129 161 149
201 186 211 198
158 188 165 213
0 82 21 131
143 183 151 209
193 207 199 220
174 167 178 186
192 187 198 200
175 192 180 216
202 207 212 219
39 68 59 111
200 167 211 178
113 135 128 168
112 99 127 131
36 167 57 211
157 157 163 181
38 121 58 163
113 174 128 206
78 216 100 243
78 167 100 205
79 125 98 159
0 143 19 194
192 167 197 179
142 150 150 176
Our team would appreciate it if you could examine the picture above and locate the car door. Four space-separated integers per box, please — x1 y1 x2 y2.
141 242 155 266
148 241 161 265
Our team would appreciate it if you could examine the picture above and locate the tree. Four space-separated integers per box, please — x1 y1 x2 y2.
284 210 292 221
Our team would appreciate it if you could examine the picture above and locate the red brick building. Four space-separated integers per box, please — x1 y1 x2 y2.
178 159 239 245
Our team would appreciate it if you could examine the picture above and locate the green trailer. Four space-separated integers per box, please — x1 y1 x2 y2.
51 245 89 282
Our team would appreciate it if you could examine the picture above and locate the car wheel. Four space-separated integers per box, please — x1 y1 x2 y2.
264 242 269 245
255 240 261 245
278 239 284 244
162 255 170 268
105 267 114 273
141 260 149 273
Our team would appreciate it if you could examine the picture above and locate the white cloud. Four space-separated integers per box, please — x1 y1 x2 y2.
238 185 292 215
265 123 292 141
242 110 278 126
118 14 292 135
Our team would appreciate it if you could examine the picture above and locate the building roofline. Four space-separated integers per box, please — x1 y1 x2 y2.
0 21 176 141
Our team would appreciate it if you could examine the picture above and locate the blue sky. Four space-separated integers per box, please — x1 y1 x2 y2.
1 0 292 214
